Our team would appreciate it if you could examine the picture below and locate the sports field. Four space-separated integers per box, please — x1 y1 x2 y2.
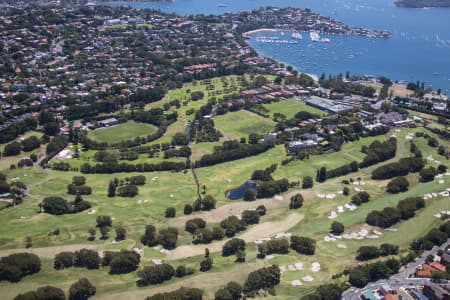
88 121 157 144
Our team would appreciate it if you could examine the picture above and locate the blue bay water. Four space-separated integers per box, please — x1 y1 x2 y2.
106 0 450 91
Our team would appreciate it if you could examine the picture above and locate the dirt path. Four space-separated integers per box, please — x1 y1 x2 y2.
169 190 313 227
166 213 303 260
0 244 104 259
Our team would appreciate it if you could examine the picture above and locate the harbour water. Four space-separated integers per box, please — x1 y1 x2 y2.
105 0 450 91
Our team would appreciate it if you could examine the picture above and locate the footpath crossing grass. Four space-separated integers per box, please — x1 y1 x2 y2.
88 121 157 144
214 110 276 140
263 98 328 119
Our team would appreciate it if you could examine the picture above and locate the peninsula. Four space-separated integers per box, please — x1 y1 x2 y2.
395 0 450 7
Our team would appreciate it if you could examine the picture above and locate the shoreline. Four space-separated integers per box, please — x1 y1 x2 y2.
243 28 279 37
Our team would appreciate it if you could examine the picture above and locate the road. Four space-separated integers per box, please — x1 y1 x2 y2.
342 239 450 300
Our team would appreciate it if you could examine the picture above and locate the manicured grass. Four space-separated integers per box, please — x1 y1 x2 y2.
214 110 276 140
0 116 449 299
263 98 328 119
88 121 157 144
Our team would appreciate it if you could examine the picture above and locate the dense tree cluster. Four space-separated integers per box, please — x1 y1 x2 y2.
137 263 175 286
356 244 399 261
302 283 346 300
0 253 41 282
351 191 370 206
117 184 139 197
359 138 397 168
366 197 424 228
145 287 202 300
411 222 450 251
141 225 178 250
371 157 424 179
251 164 277 181
243 265 280 294
325 161 358 180
257 239 289 257
256 178 289 198
14 286 66 300
41 196 91 215
195 140 274 168
349 258 400 288
79 160 187 174
215 281 242 300
3 136 41 157
102 250 140 274
67 176 92 195
290 236 316 255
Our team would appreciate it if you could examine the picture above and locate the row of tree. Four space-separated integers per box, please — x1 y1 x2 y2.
371 156 425 179
41 196 92 215
2 135 41 156
14 278 96 300
366 197 425 228
356 244 399 261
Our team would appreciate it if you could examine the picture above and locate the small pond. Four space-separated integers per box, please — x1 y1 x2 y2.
226 181 257 200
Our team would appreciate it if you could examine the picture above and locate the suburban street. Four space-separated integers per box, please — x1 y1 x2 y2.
342 240 450 300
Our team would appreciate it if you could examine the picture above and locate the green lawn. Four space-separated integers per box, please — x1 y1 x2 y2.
88 121 157 144
214 110 276 140
263 98 328 119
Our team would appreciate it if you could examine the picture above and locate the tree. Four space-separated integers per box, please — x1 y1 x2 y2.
88 228 96 241
236 249 246 263
330 221 344 235
41 197 68 215
107 180 116 197
158 227 178 249
222 238 246 256
115 227 126 241
316 167 327 182
419 166 437 182
201 195 216 210
243 189 256 201
141 225 158 247
3 142 21 156
54 252 74 269
109 250 140 274
200 257 213 272
184 204 193 215
74 249 100 269
100 226 110 240
289 193 303 209
96 216 112 228
69 278 96 300
165 207 176 218
302 176 313 189
386 177 409 193
185 218 206 234
343 186 350 196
